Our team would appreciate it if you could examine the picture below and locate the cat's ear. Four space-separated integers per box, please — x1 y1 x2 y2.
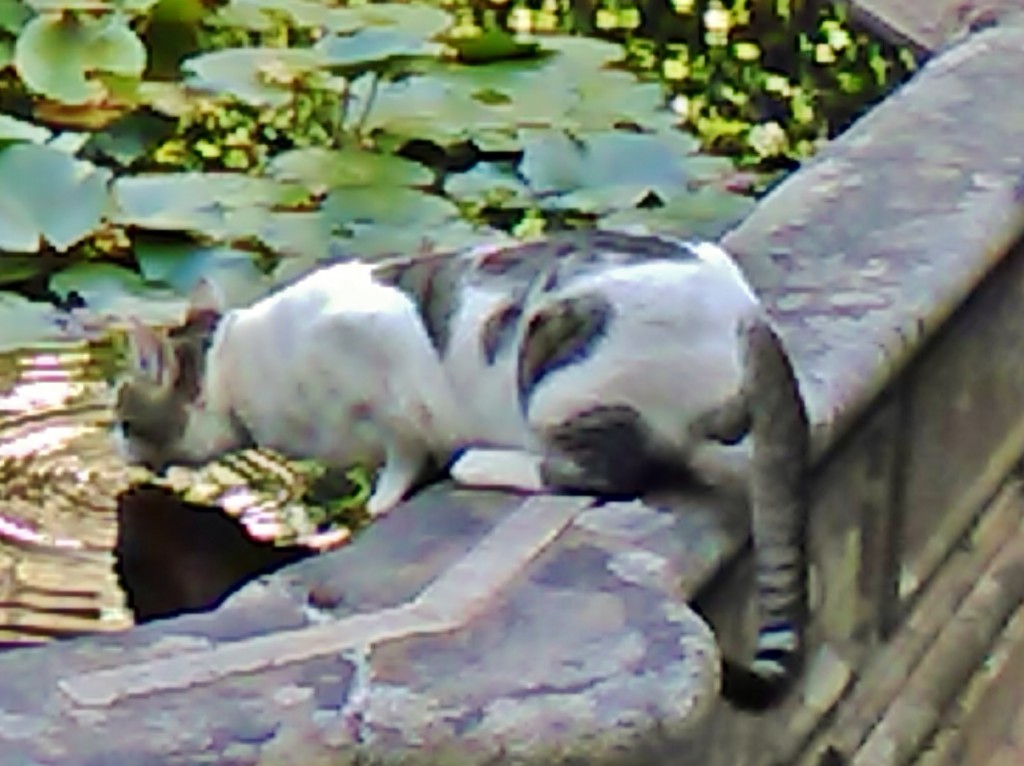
126 319 178 387
185 278 225 331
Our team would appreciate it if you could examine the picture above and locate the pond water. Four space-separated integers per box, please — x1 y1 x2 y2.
0 342 132 646
0 340 349 646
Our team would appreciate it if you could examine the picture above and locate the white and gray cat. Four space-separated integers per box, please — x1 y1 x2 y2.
113 230 809 710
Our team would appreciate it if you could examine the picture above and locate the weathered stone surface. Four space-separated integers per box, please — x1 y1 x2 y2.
795 482 1024 766
725 21 1024 463
843 0 1024 54
0 486 738 765
687 21 1024 766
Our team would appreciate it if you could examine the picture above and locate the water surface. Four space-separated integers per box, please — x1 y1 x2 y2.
0 339 352 645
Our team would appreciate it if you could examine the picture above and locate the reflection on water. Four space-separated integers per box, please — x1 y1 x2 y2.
0 341 132 646
0 338 354 646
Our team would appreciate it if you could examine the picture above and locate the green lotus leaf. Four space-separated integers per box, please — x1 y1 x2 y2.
335 219 509 262
0 293 64 351
325 3 451 38
183 47 325 107
0 113 51 145
268 146 432 190
15 13 146 104
24 0 159 12
87 111 177 167
445 161 532 207
323 186 458 229
0 193 40 252
538 36 626 69
114 172 307 236
49 262 187 324
520 128 705 205
213 0 333 30
359 74 495 143
0 0 30 34
419 50 671 136
0 143 112 252
445 25 540 65
134 242 269 304
314 27 442 71
601 188 755 240
252 210 333 258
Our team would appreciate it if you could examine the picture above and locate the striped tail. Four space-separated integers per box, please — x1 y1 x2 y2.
721 314 810 711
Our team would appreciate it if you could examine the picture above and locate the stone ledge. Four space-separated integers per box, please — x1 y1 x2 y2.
724 19 1024 460
0 487 741 766
842 0 1024 55
793 480 1024 766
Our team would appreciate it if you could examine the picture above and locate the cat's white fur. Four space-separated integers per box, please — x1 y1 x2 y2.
118 241 759 516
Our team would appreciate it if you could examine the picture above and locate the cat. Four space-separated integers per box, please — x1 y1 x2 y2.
113 229 810 710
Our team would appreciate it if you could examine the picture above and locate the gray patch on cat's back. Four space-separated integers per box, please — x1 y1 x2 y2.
480 301 524 364
374 254 468 354
474 231 699 291
517 292 613 404
475 238 579 282
579 230 702 265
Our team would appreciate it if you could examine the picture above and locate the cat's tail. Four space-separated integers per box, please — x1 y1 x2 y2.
720 313 810 711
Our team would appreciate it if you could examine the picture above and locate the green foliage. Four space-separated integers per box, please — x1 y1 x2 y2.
0 0 914 334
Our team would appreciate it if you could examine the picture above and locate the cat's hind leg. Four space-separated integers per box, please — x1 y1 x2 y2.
688 390 751 445
686 391 753 494
538 403 659 495
450 405 658 496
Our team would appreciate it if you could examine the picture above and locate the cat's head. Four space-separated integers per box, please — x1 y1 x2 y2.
113 281 234 472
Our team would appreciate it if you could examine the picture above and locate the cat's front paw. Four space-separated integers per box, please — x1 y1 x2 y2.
365 481 410 517
450 448 545 492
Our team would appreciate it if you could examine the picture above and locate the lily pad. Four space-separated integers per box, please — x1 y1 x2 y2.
445 161 532 207
268 146 432 191
0 293 64 352
49 262 187 324
0 143 113 252
134 242 269 305
24 0 160 12
87 111 177 167
113 172 308 238
601 188 755 240
314 28 442 71
415 49 672 137
332 219 509 263
0 255 49 285
15 13 146 104
0 113 51 145
183 47 326 107
325 3 452 38
213 0 333 31
359 74 497 143
0 192 38 252
322 186 459 229
0 0 31 35
446 26 541 65
539 36 627 70
253 210 333 257
520 128 706 208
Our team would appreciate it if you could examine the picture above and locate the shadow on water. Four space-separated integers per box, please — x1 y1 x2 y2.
115 484 312 622
0 339 344 645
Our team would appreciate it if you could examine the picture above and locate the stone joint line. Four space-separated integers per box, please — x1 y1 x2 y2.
57 494 594 707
